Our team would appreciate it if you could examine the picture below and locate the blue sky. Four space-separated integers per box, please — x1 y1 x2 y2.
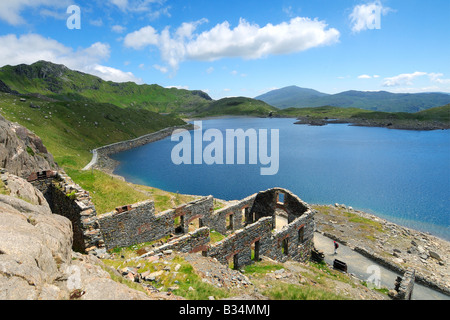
0 0 449 99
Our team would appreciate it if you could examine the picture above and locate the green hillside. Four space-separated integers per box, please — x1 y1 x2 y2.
193 97 277 117
0 92 185 169
0 61 211 113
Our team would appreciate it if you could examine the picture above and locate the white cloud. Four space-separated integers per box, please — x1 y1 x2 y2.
206 67 214 74
153 64 168 74
110 0 129 11
186 17 340 61
349 1 393 33
109 0 171 19
0 33 142 84
112 25 127 33
358 74 380 79
84 65 141 83
382 71 428 87
428 73 450 84
0 0 70 25
124 26 159 49
124 17 340 73
382 71 450 92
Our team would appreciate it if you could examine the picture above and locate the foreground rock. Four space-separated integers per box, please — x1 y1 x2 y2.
0 114 57 178
0 173 151 300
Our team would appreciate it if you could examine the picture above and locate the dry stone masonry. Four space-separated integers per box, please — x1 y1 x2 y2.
26 168 316 271
28 170 105 256
99 187 315 270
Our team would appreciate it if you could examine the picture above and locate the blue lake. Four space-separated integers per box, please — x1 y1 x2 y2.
111 118 450 241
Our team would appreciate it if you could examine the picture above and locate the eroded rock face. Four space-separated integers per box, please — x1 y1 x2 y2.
0 174 151 300
0 114 57 179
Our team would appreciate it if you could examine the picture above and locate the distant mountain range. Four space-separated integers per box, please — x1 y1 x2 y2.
255 85 450 112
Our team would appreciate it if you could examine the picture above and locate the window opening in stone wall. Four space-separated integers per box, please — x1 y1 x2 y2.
252 241 260 261
277 192 285 204
188 217 202 232
298 227 304 243
226 213 234 231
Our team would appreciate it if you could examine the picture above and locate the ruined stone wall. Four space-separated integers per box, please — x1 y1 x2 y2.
205 188 315 268
97 196 214 250
210 195 257 235
207 217 274 268
392 268 416 300
138 227 211 258
29 171 104 256
264 211 315 263
174 196 214 234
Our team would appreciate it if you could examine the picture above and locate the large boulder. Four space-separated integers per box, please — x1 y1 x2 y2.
0 173 151 300
0 114 57 179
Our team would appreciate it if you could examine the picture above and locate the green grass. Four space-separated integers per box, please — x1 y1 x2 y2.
64 168 149 214
194 97 277 117
0 91 191 213
343 211 384 232
261 282 347 300
279 105 372 118
0 180 10 195
242 261 284 274
102 255 230 300
210 230 226 243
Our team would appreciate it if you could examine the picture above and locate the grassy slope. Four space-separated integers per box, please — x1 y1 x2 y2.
0 92 196 213
0 61 211 114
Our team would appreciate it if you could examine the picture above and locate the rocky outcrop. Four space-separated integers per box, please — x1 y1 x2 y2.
0 114 57 178
0 172 151 300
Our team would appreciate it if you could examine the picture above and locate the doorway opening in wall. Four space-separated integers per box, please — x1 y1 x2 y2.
229 254 239 270
174 215 184 234
242 206 250 225
282 238 289 255
252 241 261 262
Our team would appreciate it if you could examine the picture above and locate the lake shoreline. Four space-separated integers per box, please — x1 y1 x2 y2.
83 120 449 296
294 116 450 131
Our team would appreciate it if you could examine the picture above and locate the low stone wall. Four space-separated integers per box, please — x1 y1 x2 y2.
391 268 416 300
84 124 193 171
137 227 211 259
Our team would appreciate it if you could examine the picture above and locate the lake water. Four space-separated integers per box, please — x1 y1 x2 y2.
111 118 450 241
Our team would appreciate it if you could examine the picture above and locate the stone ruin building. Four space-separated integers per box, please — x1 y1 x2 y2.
26 170 419 299
27 170 315 270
